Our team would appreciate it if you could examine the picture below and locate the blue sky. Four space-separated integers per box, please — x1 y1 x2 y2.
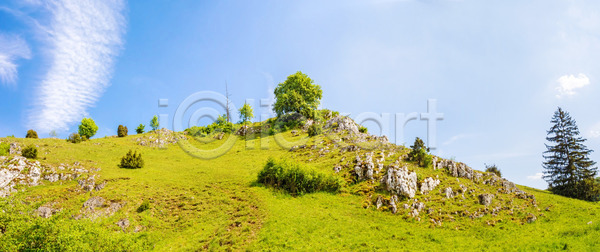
2 0 600 189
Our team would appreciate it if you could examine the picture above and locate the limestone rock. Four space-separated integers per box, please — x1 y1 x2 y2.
36 206 56 218
376 195 383 209
116 218 130 231
389 195 398 214
381 165 417 198
325 116 360 135
526 214 537 223
444 187 454 199
420 177 441 194
83 196 105 210
479 194 494 206
9 143 20 155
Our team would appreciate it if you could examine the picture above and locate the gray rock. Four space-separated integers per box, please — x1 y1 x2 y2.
116 218 130 231
376 195 383 209
412 202 425 212
381 165 418 198
36 206 55 218
420 177 441 194
94 181 106 191
444 187 454 199
479 194 494 206
9 143 20 155
526 214 537 223
44 174 60 182
83 196 105 209
389 195 398 214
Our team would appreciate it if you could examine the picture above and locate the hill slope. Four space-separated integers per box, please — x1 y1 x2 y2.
0 120 599 250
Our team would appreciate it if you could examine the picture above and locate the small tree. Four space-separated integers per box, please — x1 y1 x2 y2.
216 114 227 126
238 102 254 124
150 116 159 131
117 125 128 137
67 133 82 143
273 71 323 119
485 163 502 177
119 150 144 169
543 107 599 201
26 130 38 139
78 118 98 140
408 137 432 167
136 124 145 134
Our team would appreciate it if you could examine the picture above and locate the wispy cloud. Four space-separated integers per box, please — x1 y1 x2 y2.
29 0 126 133
588 122 600 138
442 133 475 146
0 34 31 85
556 73 590 98
527 172 544 181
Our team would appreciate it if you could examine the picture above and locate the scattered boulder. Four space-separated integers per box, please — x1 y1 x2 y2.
83 196 105 210
420 177 441 194
376 195 383 209
36 206 56 218
214 132 225 140
9 143 21 155
526 214 537 223
136 128 185 148
479 194 494 206
389 195 398 214
381 165 417 198
325 116 360 135
444 187 454 199
116 218 130 231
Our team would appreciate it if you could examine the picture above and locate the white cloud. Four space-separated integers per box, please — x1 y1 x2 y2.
555 73 590 98
588 122 600 138
527 172 544 181
29 0 126 133
0 34 31 85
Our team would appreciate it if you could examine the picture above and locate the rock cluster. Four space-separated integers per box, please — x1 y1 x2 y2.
136 128 186 148
325 116 360 135
354 152 376 181
78 196 124 220
381 164 417 198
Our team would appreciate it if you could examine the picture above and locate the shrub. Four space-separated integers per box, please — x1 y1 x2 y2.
273 71 323 119
272 112 306 132
22 145 38 159
308 123 322 137
136 124 145 134
257 158 344 196
67 133 82 144
25 130 38 139
359 126 368 133
119 150 144 169
0 142 9 156
408 137 431 167
485 164 502 177
117 125 128 137
137 200 150 213
78 118 98 140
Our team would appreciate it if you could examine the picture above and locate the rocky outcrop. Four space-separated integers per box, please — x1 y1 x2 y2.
136 128 186 148
0 156 42 197
9 143 21 155
116 218 130 231
354 152 376 181
420 177 441 194
80 196 124 220
325 116 360 135
389 195 398 214
444 187 454 199
381 164 417 198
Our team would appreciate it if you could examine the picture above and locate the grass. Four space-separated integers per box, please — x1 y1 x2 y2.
0 131 599 251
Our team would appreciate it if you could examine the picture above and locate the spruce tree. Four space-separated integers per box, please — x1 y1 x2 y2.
543 107 599 201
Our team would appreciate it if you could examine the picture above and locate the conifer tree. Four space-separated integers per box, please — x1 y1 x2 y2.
543 107 599 201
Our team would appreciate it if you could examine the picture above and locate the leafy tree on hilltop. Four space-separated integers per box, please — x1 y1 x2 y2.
150 116 159 131
25 129 38 139
239 102 254 124
543 107 599 201
273 71 322 119
78 118 98 140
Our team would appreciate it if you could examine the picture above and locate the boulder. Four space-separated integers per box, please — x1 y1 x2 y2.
83 196 105 210
9 143 20 155
381 165 418 198
389 195 398 214
325 116 360 135
526 214 537 223
376 195 383 209
478 194 494 206
420 177 441 194
444 187 454 199
36 206 56 218
116 218 130 231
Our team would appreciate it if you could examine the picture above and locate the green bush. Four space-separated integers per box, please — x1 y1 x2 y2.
308 123 322 137
78 118 98 140
359 126 368 133
25 130 38 139
150 115 159 131
257 158 344 196
67 133 82 144
22 145 37 159
119 150 144 169
0 142 9 156
485 164 502 177
272 112 306 132
117 125 128 137
137 200 150 213
185 115 234 136
136 124 145 134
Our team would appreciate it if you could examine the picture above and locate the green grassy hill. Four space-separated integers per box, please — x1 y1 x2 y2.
0 121 599 251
